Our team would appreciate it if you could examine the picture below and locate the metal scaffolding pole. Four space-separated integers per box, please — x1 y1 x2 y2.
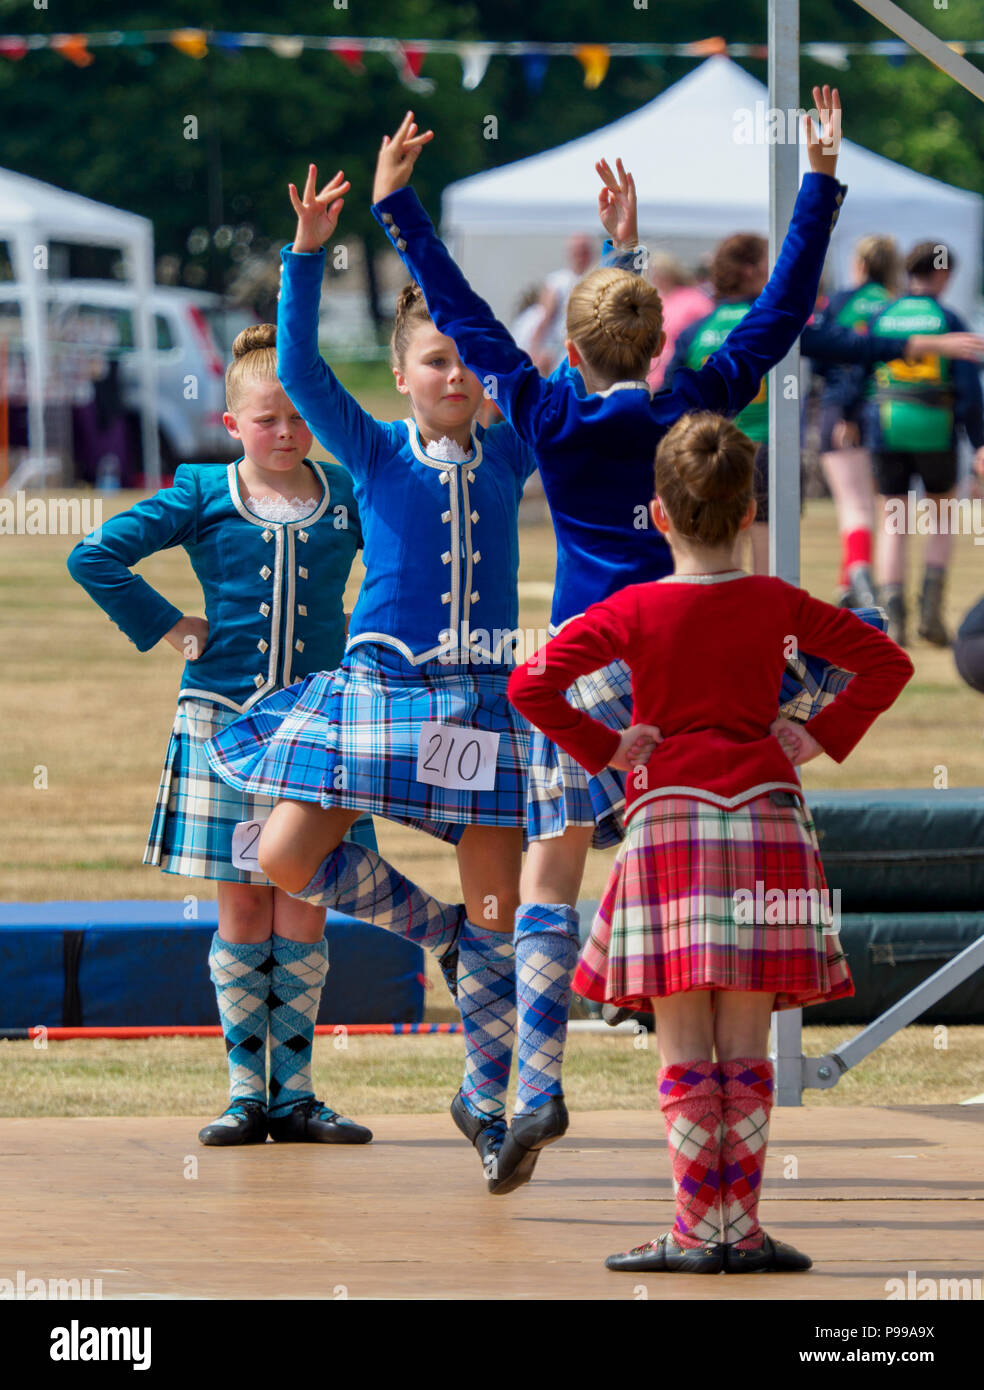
767 0 805 1105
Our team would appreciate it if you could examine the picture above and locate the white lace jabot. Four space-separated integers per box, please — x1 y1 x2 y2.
244 495 319 523
423 435 473 464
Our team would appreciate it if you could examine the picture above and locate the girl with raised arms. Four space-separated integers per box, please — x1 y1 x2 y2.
371 91 856 1191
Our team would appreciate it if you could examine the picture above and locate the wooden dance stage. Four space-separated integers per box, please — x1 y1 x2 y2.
3 1106 982 1300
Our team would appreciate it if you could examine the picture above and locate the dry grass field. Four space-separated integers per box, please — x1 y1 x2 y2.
3 378 983 1112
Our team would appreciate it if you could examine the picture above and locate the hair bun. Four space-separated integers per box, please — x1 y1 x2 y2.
594 275 663 352
394 282 426 321
232 323 277 359
676 418 750 503
669 415 752 505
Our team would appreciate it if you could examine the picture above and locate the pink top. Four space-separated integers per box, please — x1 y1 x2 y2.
508 572 914 820
647 285 715 389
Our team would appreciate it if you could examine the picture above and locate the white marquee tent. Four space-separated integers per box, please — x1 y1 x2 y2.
442 56 983 323
0 167 159 487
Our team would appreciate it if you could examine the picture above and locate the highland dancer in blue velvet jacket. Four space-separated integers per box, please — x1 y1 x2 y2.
369 92 850 1192
68 324 376 1150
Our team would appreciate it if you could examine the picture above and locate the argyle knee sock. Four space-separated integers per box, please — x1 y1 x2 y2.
292 844 463 967
208 933 272 1107
657 1060 723 1249
458 920 516 1120
267 935 328 1120
720 1057 774 1250
513 903 579 1115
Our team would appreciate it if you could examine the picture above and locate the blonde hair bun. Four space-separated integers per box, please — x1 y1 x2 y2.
232 323 277 358
225 322 279 413
566 267 664 380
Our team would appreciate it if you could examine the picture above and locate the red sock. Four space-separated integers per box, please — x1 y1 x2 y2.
720 1058 774 1249
657 1060 722 1248
844 528 872 571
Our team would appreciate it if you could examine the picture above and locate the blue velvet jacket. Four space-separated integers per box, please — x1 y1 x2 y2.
67 459 361 711
372 175 848 630
276 245 540 665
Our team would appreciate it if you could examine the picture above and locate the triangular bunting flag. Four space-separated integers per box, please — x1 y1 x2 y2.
268 36 304 60
459 45 490 90
52 34 94 67
334 43 365 72
171 29 208 60
521 53 548 92
388 43 435 94
575 44 610 90
0 38 27 61
805 43 850 71
688 37 728 57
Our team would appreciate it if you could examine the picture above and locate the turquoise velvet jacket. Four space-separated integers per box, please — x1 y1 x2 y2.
67 458 361 711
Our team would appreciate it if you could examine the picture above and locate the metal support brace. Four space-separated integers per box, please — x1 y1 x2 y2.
851 0 984 102
802 932 984 1089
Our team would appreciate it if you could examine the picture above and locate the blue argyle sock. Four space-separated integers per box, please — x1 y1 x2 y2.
292 844 464 966
513 903 580 1116
458 920 516 1120
267 935 328 1120
208 933 272 1107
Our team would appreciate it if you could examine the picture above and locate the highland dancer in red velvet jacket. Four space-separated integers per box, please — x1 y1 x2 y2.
508 411 912 1276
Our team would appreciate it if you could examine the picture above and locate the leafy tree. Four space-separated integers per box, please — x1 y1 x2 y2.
0 0 980 321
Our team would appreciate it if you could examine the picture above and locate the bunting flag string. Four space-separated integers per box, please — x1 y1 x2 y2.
1 29 982 89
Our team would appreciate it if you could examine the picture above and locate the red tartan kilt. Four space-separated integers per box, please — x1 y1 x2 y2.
573 791 854 1012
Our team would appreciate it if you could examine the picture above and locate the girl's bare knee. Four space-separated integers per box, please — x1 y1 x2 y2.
256 832 308 892
217 883 273 943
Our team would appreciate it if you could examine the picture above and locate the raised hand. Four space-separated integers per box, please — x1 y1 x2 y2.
596 157 638 249
803 85 841 177
373 110 434 204
770 716 822 766
288 165 351 254
609 722 663 772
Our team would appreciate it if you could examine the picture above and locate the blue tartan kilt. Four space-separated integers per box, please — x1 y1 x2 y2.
527 658 632 851
145 699 376 883
203 644 531 845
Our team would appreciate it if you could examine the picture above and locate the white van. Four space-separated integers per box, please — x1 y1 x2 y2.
0 281 258 474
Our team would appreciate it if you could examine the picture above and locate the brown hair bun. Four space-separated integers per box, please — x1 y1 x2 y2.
653 412 755 547
391 282 434 369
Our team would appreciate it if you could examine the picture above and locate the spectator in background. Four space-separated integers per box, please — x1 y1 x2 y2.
666 233 773 572
813 236 900 609
527 234 595 373
864 241 984 647
645 252 714 390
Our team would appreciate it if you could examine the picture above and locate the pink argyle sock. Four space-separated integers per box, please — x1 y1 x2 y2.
657 1059 723 1248
720 1057 774 1250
